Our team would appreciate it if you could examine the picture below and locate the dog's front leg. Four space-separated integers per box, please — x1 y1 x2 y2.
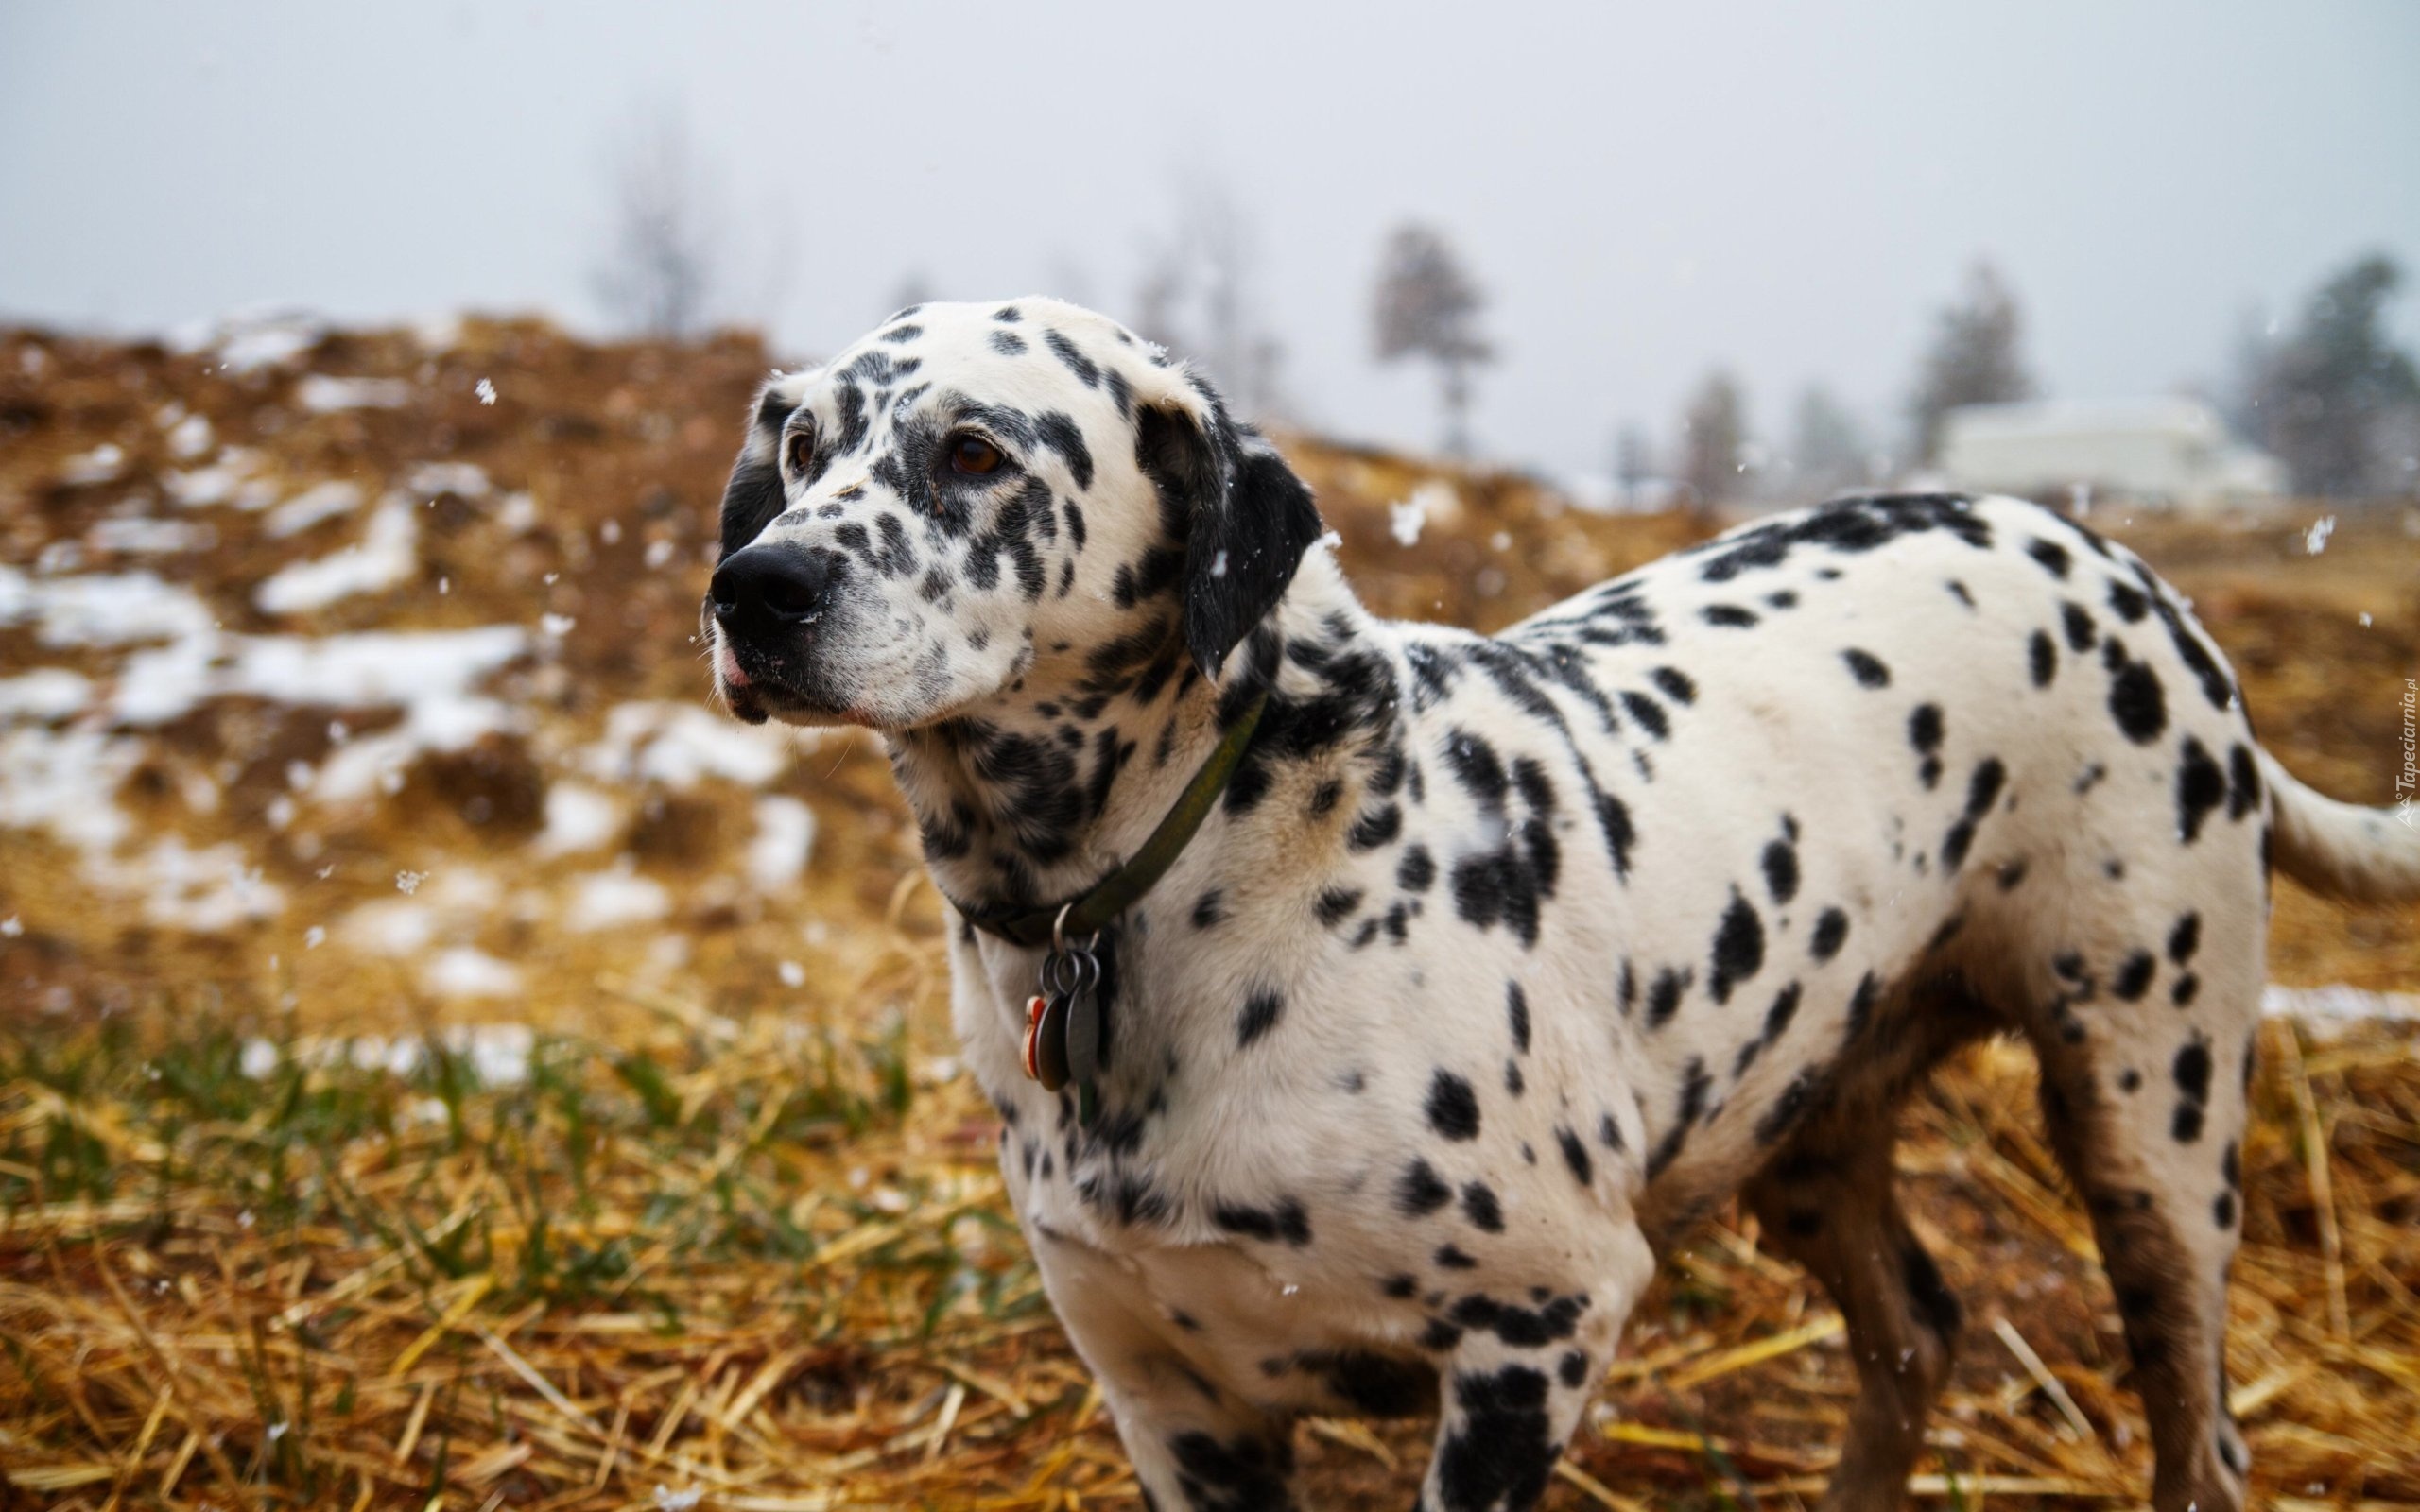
1412 1219 1652 1512
1025 1224 1304 1511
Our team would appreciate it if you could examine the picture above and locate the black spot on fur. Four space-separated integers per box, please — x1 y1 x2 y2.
1506 982 1531 1053
1460 1182 1504 1232
1909 703 1945 789
1315 886 1363 927
1236 990 1284 1047
1810 908 1849 962
1841 648 1891 688
2106 641 2169 745
2062 600 2097 652
1397 845 1436 892
1708 890 1765 1004
2030 629 2057 688
1646 967 1691 1029
1942 758 2007 872
2176 736 2227 843
1555 1126 1594 1187
1426 1071 1481 1141
1213 1197 1311 1246
1398 1159 1452 1216
1167 1430 1293 1512
1761 837 1800 904
1433 1365 1557 1512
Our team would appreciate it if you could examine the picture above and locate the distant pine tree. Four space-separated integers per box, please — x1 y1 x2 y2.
2248 253 2420 498
1680 371 1749 509
1374 225 1493 457
1909 261 2034 464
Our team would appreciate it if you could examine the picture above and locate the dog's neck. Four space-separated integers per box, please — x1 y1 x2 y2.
888 551 1394 920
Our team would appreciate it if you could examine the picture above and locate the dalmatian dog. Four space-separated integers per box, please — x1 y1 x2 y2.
700 298 2420 1512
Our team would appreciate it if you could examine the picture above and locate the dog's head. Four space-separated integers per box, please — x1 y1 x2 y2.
703 299 1323 730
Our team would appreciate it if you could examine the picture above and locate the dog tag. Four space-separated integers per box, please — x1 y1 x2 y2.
1064 955 1102 1091
1029 992 1072 1091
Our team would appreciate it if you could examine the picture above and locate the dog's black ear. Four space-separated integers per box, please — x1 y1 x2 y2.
1135 375 1324 679
717 375 806 562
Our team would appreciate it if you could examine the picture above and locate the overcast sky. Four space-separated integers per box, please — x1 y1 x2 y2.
5 2 2416 478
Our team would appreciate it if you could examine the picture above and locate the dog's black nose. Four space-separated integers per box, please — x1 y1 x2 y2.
709 545 838 640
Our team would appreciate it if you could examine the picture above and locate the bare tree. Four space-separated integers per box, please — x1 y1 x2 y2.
1373 224 1493 457
1908 260 2034 463
1679 371 1749 508
1790 385 1874 496
1613 423 1655 506
592 110 723 340
2246 252 2420 497
1131 179 1289 419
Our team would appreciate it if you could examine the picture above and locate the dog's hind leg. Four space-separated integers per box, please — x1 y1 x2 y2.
1742 1060 1965 1512
1412 1219 1654 1512
2022 922 2256 1512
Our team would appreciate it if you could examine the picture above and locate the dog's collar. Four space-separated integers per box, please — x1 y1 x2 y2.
954 687 1270 948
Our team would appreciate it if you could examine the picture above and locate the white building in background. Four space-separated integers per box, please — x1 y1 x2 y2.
1939 398 2284 512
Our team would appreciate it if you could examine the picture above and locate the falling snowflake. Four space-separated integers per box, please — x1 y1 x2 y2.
1388 497 1426 546
779 960 805 988
0 917 20 937
2305 516 2336 555
475 377 497 405
541 612 576 637
394 869 427 895
305 925 326 949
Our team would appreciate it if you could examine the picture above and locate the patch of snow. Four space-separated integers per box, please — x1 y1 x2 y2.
114 624 529 732
0 725 139 852
578 701 800 790
296 374 412 413
404 461 492 499
0 669 95 722
2263 983 2420 1028
165 448 273 509
94 838 284 931
254 493 419 613
536 782 623 855
172 309 326 373
564 862 671 931
239 1022 535 1087
265 479 366 537
747 795 817 891
424 947 523 999
89 516 216 556
339 900 437 955
166 414 215 460
0 566 218 648
58 443 125 486
1392 479 1461 544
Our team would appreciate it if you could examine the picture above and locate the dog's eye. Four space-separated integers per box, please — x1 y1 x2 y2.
951 436 1004 476
785 425 816 477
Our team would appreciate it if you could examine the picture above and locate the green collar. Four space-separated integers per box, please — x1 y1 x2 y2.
958 687 1270 948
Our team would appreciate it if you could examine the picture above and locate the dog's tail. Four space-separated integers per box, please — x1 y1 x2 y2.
2257 747 2420 904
